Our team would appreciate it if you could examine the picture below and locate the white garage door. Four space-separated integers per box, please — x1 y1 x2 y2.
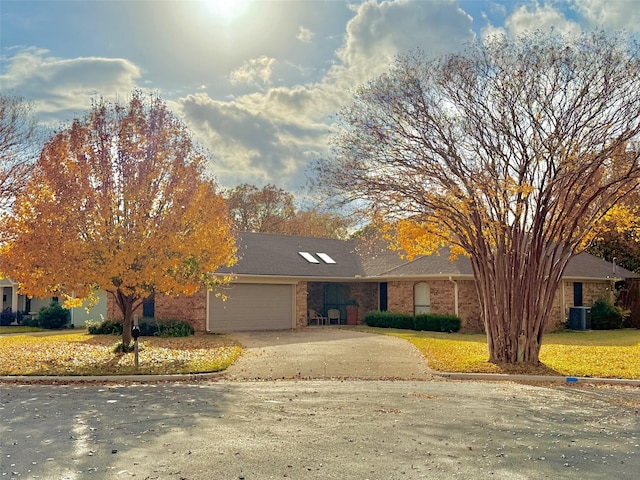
208 283 295 332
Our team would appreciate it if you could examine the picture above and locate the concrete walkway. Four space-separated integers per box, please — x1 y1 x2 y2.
222 327 435 380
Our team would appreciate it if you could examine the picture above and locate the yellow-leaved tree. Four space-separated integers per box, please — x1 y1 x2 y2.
0 90 236 346
317 31 640 365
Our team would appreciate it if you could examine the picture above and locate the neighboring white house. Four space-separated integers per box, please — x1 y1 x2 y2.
0 277 107 327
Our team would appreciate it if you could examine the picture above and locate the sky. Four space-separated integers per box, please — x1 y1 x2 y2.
2 0 640 198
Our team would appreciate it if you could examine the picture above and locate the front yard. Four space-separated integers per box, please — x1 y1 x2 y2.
378 328 640 379
1 327 639 378
0 331 241 376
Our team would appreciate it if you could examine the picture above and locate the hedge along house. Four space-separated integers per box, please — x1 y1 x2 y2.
106 232 637 333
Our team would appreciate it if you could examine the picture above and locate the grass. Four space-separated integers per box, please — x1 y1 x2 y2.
0 325 45 334
367 327 640 379
0 331 242 376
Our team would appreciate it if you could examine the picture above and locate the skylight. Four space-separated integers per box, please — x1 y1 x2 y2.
316 253 336 264
299 252 320 263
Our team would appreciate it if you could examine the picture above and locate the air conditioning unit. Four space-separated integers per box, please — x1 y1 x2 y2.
568 306 591 330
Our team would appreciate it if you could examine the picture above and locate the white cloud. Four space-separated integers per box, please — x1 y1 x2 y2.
2 1 478 191
338 0 473 73
177 0 477 191
505 3 581 37
573 0 640 32
229 56 276 87
180 93 313 188
297 26 314 43
0 47 140 123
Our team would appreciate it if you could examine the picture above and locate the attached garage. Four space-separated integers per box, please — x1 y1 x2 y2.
208 283 296 332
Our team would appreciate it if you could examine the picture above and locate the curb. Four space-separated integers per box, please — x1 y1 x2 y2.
0 371 227 384
2 371 639 386
436 372 640 386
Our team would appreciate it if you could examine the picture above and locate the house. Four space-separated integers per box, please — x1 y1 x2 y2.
107 232 636 333
0 277 107 327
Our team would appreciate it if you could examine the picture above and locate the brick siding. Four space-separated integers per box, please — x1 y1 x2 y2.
296 282 308 328
106 279 615 333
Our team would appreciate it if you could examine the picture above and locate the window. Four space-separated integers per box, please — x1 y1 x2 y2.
143 295 155 318
379 282 388 311
298 252 320 263
573 282 583 307
414 282 430 315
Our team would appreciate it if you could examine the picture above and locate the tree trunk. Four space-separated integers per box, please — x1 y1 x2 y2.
471 239 571 365
112 289 138 346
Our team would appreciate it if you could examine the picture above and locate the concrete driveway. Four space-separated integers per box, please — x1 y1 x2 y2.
222 327 434 380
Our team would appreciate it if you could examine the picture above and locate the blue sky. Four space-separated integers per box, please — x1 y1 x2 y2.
2 0 639 195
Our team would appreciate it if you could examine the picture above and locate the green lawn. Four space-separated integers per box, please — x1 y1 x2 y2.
373 328 640 379
0 331 242 376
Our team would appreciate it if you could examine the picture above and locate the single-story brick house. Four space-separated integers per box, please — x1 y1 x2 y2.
106 232 637 333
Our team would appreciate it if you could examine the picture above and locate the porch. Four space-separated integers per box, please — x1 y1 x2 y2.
305 281 381 326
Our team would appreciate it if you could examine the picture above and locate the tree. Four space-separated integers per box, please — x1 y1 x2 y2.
0 94 38 210
225 183 350 239
225 183 296 232
0 91 236 346
588 194 640 273
317 31 640 364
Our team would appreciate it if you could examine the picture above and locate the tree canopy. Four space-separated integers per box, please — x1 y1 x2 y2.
318 31 640 364
588 191 640 273
0 94 38 210
0 91 236 344
224 183 350 239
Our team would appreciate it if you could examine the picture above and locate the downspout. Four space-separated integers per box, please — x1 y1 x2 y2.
448 276 459 317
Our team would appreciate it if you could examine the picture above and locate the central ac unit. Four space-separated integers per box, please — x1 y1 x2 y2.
568 306 591 330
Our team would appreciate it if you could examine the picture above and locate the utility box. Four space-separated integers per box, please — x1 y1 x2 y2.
568 306 591 330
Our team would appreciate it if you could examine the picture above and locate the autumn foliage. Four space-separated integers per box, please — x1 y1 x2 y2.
320 31 640 364
0 91 236 345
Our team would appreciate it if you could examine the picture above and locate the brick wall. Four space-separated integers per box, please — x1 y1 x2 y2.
456 280 483 332
296 282 308 328
348 282 378 324
155 290 207 332
385 279 613 333
106 290 208 332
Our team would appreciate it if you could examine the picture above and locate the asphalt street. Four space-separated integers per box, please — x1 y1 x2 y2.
1 379 639 480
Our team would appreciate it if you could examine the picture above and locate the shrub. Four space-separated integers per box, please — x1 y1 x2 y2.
589 299 627 330
138 318 158 336
157 319 194 337
433 314 462 333
414 314 439 331
20 314 39 327
37 302 71 329
87 318 194 337
0 308 16 326
393 314 415 330
364 311 462 332
364 311 396 328
87 319 123 335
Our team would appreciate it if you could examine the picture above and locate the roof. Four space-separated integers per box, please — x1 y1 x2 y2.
217 232 363 278
220 232 637 281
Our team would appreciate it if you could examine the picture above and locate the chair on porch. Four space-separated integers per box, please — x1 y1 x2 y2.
327 309 341 325
308 309 328 326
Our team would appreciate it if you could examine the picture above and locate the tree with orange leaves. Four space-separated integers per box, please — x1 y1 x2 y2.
318 31 640 364
0 90 236 346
